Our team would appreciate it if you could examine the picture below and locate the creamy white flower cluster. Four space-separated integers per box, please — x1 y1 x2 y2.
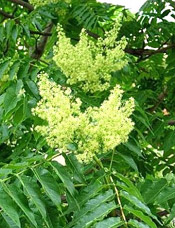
53 24 127 93
33 74 134 163
29 0 71 7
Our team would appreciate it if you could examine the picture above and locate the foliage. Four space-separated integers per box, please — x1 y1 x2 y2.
0 0 175 227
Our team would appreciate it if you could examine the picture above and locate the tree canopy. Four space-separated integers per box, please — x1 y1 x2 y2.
0 0 175 227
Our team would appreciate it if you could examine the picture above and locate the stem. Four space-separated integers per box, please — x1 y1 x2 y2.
110 176 128 227
94 155 109 185
93 155 128 227
109 149 115 172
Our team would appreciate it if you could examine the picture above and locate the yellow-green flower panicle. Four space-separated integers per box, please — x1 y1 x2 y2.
53 24 127 93
33 74 134 163
29 0 71 7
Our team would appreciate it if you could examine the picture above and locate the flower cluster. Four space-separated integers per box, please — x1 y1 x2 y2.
33 74 134 163
29 0 71 7
53 24 127 93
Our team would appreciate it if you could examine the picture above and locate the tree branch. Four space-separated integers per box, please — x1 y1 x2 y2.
0 10 52 37
125 44 175 58
149 88 167 113
7 0 34 11
0 10 14 19
31 22 54 60
1 8 175 60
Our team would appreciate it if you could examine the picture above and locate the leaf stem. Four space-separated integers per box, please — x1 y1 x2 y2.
93 154 128 227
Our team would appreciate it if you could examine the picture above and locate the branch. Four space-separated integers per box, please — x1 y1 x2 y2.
0 10 14 19
0 10 52 37
1 8 175 60
31 22 54 60
168 120 175 126
7 0 34 11
149 88 167 113
125 44 175 58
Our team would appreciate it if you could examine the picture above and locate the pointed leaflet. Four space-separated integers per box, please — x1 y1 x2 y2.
1 213 20 228
121 191 160 224
166 203 175 224
128 219 150 228
141 178 167 204
94 217 123 228
73 201 117 228
69 190 114 227
18 175 52 228
33 168 61 208
65 179 103 215
50 161 76 196
63 153 86 183
2 182 37 227
124 205 157 228
156 186 175 204
115 173 143 201
0 184 21 228
117 152 138 172
9 61 20 80
0 59 10 80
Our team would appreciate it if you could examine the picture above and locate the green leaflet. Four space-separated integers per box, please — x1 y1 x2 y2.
128 219 150 228
50 161 76 196
73 201 117 228
156 186 175 204
141 179 167 204
18 175 53 228
2 182 38 227
33 168 61 209
121 191 157 220
94 217 123 228
0 184 21 228
124 205 157 228
69 189 114 227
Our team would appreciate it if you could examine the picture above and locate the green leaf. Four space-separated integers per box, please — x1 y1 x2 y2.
166 203 175 224
156 186 175 204
142 179 167 204
1 213 19 228
0 60 10 80
9 61 20 80
51 161 76 196
18 175 52 228
117 152 138 172
121 191 157 221
4 86 18 113
74 201 117 228
124 140 142 157
124 205 157 228
13 104 24 125
26 80 39 99
128 219 150 228
33 168 61 208
0 185 21 228
65 180 103 215
94 217 123 228
70 190 114 226
115 173 143 201
2 183 37 227
12 25 19 43
63 153 86 183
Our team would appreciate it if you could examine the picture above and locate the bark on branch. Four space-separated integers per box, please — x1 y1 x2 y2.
31 22 54 60
7 0 34 11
